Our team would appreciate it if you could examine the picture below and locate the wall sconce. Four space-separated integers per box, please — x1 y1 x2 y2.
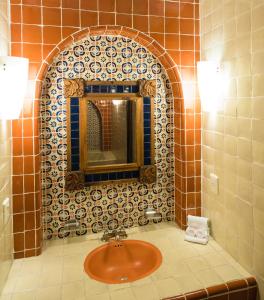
0 56 29 119
197 61 223 112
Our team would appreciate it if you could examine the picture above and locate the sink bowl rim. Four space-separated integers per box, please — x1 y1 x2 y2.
84 239 162 284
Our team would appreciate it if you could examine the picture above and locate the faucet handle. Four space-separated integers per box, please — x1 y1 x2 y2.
116 226 127 239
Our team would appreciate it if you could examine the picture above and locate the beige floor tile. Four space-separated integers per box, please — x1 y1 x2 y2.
194 268 224 287
90 292 110 300
152 263 175 280
14 274 40 293
175 246 198 260
41 243 64 258
7 261 22 279
210 240 224 251
229 262 250 278
63 255 85 269
219 251 251 277
164 249 186 265
38 269 62 288
109 288 136 300
132 283 160 300
40 256 63 273
162 250 176 265
170 261 191 277
61 280 85 300
84 279 108 296
62 239 99 256
189 242 214 255
173 274 202 294
130 276 153 287
214 265 242 282
63 266 86 283
185 256 210 271
19 260 42 277
11 291 35 300
155 277 182 298
62 244 86 256
203 252 228 267
78 240 101 254
152 239 174 254
35 286 61 300
1 277 17 295
107 282 130 292
0 295 12 300
169 236 187 248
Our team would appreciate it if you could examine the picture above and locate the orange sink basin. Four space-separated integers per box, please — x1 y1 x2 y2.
84 239 162 284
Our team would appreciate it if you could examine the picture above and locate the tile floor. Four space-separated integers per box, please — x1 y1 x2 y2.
0 223 250 300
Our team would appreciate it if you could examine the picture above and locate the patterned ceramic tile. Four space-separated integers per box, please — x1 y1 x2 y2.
41 35 175 239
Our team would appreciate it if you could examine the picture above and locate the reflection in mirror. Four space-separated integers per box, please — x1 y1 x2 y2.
87 99 136 167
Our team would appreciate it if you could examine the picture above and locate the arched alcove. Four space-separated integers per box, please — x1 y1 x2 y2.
40 30 177 239
30 25 200 252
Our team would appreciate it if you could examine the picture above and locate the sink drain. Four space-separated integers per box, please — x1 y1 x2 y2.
120 276 128 281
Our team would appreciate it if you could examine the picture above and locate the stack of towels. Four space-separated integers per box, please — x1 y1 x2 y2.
184 215 209 245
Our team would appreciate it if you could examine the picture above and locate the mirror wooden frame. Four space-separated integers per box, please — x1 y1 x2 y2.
64 79 157 189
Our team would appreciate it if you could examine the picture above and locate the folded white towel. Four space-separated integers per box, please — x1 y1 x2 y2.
186 227 209 239
187 215 208 230
185 215 210 245
185 234 208 245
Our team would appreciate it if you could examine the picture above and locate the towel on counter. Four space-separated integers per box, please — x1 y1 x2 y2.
184 215 209 245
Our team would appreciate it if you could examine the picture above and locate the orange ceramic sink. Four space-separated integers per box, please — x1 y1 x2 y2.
84 239 162 284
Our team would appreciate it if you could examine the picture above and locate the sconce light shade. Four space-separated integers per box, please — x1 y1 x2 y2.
0 56 29 120
197 61 222 112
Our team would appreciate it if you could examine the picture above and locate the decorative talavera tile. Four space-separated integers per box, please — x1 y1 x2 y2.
41 35 175 240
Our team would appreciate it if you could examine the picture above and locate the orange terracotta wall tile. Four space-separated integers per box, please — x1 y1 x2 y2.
116 0 132 14
43 7 61 26
62 0 79 9
99 0 115 12
149 0 164 16
150 16 164 33
116 14 132 28
133 0 148 15
165 1 180 18
43 26 62 44
133 15 149 32
42 0 60 7
22 6 41 24
80 0 98 11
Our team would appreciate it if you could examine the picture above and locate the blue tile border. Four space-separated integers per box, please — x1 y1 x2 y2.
143 96 151 166
70 98 80 171
83 84 139 94
85 170 139 183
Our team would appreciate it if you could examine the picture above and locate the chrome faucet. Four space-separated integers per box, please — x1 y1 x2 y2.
116 226 127 240
101 229 115 242
101 226 127 242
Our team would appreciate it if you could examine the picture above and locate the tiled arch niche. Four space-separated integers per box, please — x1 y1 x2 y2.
13 26 201 257
41 33 175 239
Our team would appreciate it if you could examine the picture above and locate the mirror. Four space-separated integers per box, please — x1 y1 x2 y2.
79 96 143 172
87 99 136 166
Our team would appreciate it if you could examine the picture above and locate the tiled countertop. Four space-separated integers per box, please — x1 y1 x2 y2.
0 223 251 300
